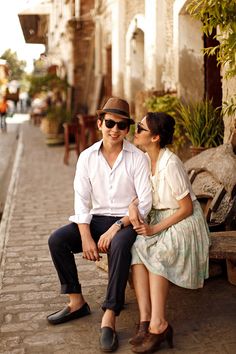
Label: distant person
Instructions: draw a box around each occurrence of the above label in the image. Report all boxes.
[19,92,29,113]
[0,96,8,132]
[128,112,210,354]
[47,97,152,352]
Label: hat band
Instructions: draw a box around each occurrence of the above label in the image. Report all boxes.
[103,108,130,118]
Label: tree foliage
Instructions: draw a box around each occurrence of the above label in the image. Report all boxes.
[187,0,236,78]
[0,49,26,80]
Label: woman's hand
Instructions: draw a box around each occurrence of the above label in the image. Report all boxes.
[129,199,144,228]
[133,223,155,236]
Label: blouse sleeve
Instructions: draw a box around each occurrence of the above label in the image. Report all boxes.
[165,159,191,201]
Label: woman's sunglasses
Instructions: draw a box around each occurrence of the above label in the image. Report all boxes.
[136,122,149,134]
[104,119,129,130]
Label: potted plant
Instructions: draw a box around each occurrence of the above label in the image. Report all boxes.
[41,105,72,145]
[176,99,224,156]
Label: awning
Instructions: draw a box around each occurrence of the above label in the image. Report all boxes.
[18,2,51,44]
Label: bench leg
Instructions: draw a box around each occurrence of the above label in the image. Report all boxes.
[226,258,236,285]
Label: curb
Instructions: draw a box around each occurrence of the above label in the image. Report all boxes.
[0,127,23,289]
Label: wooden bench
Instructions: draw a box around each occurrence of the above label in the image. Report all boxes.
[188,168,236,284]
[209,231,236,285]
[96,170,236,286]
[96,231,236,288]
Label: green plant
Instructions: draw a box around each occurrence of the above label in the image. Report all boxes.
[28,73,68,98]
[177,100,224,148]
[145,94,186,151]
[222,94,236,117]
[187,0,236,78]
[46,105,72,125]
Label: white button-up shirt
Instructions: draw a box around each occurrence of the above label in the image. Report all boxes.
[69,139,152,224]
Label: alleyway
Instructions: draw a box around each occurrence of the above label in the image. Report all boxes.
[0,120,236,354]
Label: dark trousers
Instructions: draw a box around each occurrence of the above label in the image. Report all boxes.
[48,215,137,315]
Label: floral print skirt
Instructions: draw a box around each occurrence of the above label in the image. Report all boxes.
[131,201,210,289]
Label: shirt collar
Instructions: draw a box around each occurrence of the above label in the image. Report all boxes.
[93,138,134,154]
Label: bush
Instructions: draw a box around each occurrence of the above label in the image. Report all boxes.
[177,100,224,148]
[145,94,186,152]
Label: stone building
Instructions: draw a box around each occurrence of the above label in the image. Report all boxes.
[18,0,95,116]
[18,0,235,143]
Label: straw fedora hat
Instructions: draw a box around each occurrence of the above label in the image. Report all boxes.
[96,97,135,124]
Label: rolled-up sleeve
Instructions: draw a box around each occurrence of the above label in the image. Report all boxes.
[69,152,92,224]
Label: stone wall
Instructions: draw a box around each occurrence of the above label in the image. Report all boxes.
[162,0,176,92]
[73,0,95,113]
[222,75,236,144]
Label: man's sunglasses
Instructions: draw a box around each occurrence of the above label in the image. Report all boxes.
[104,119,129,130]
[136,122,149,134]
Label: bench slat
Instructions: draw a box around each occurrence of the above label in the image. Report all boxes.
[209,231,236,259]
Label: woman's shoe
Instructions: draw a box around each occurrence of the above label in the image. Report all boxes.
[129,321,150,345]
[131,324,173,354]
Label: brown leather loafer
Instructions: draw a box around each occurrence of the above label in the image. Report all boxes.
[47,303,91,325]
[99,326,118,352]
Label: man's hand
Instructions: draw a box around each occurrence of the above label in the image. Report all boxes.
[98,225,118,253]
[82,236,100,261]
[78,223,100,261]
[133,223,155,236]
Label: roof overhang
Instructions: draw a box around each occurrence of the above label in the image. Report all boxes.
[18,3,51,44]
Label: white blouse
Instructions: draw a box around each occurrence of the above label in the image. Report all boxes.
[148,148,196,210]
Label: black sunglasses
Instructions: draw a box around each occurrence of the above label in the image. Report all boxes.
[136,122,149,134]
[104,119,129,130]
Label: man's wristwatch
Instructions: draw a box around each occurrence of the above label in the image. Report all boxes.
[114,220,124,229]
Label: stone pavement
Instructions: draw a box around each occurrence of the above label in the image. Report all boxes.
[0,121,19,217]
[0,120,236,354]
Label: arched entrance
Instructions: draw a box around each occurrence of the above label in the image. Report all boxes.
[125,15,145,111]
[130,28,144,103]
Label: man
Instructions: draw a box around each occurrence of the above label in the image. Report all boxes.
[47,97,152,352]
[0,96,8,132]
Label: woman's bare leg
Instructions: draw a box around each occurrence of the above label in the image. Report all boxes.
[149,273,169,333]
[132,264,151,321]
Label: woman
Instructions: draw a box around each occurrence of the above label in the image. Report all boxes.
[128,112,210,354]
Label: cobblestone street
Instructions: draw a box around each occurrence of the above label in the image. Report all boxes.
[0,121,236,354]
